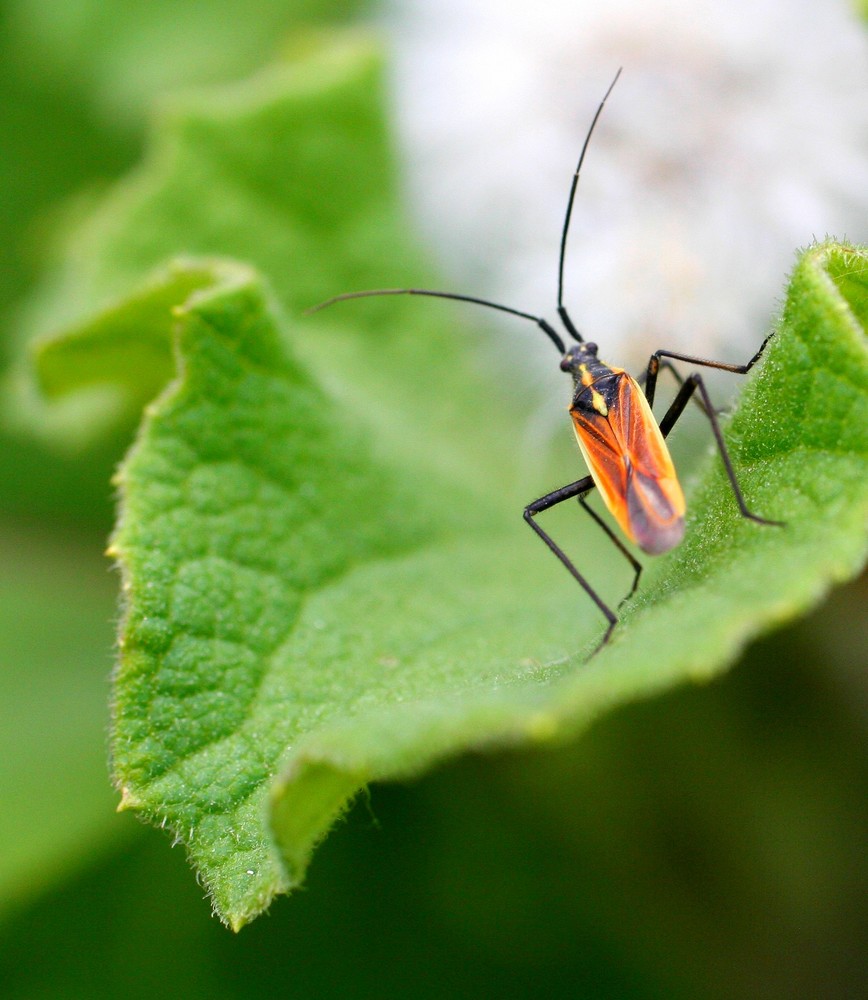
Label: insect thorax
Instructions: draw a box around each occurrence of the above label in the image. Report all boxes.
[561,345,623,419]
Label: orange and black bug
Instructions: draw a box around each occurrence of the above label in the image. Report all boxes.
[311,69,782,654]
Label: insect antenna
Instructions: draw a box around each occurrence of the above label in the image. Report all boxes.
[307,287,567,355]
[556,67,622,343]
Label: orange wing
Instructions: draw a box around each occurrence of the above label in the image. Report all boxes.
[570,372,685,555]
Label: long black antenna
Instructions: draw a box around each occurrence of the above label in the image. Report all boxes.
[308,287,567,354]
[556,68,622,342]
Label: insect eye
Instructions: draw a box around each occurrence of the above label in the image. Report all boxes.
[560,357,572,372]
[585,342,598,354]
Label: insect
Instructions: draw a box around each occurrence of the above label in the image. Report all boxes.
[310,69,782,654]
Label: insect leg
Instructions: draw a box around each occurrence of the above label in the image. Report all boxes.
[636,360,717,417]
[524,476,618,653]
[577,493,642,605]
[653,371,784,527]
[642,333,774,408]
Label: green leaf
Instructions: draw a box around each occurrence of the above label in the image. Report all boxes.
[55,241,868,930]
[106,263,568,927]
[19,35,867,928]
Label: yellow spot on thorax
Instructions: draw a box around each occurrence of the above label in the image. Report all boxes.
[591,390,608,416]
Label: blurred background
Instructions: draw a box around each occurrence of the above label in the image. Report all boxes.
[0,1,865,997]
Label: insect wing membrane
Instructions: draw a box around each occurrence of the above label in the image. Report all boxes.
[570,372,685,555]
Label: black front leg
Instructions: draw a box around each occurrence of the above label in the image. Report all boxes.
[524,476,619,655]
[643,334,774,409]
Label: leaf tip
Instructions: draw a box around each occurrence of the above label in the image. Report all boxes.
[116,786,142,812]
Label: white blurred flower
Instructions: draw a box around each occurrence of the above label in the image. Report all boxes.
[384,0,868,371]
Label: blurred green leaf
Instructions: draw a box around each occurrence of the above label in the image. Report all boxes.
[3,0,369,129]
[11,35,505,487]
[18,33,868,927]
[0,526,123,919]
[0,3,368,532]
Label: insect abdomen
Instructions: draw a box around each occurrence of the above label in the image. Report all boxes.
[570,371,685,555]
